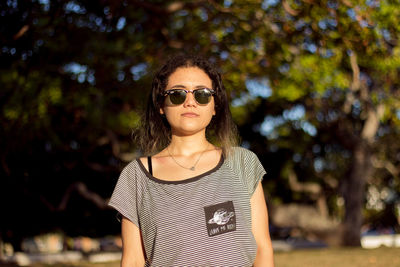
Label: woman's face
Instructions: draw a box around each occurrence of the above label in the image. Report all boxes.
[160,67,216,136]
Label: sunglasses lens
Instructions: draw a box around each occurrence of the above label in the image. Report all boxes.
[194,89,212,104]
[168,90,187,105]
[165,89,213,105]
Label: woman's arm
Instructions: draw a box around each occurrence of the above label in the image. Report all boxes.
[121,216,146,267]
[251,181,275,267]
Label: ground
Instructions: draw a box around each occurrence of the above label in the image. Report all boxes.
[26,247,400,267]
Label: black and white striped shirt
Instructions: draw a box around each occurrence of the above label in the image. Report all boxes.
[109,147,266,266]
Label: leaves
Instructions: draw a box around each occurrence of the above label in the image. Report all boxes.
[1,0,400,242]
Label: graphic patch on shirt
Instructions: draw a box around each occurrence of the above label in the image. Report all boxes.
[204,201,236,237]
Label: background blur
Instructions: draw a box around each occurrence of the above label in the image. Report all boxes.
[1,0,400,256]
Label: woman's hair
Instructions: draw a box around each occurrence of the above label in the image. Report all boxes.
[135,54,239,156]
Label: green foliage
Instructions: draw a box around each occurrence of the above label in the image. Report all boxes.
[1,0,399,243]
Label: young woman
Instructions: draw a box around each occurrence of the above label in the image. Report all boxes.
[109,54,274,266]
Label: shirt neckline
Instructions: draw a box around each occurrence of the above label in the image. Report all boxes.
[136,154,224,185]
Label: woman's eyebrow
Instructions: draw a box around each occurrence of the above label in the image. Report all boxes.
[169,84,210,89]
[169,84,186,89]
[194,85,210,89]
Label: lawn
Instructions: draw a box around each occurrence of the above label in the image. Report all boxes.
[274,247,400,267]
[30,247,400,267]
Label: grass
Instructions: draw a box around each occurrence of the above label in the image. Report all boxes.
[274,247,400,267]
[30,247,400,267]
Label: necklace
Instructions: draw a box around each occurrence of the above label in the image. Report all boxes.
[167,143,209,171]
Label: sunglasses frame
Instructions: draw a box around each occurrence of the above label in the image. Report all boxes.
[163,88,215,105]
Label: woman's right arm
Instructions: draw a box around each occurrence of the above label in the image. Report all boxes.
[121,216,146,267]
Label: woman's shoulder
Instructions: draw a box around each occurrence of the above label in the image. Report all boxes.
[119,157,143,175]
[226,146,264,169]
[228,146,258,158]
[115,158,153,188]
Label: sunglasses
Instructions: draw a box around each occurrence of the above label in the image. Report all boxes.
[163,88,215,105]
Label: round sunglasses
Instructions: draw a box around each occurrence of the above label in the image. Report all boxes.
[163,88,215,105]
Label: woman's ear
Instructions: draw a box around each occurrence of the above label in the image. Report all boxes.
[160,107,164,115]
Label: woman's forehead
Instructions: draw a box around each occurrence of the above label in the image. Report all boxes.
[167,67,212,88]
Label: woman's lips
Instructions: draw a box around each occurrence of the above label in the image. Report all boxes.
[181,112,199,117]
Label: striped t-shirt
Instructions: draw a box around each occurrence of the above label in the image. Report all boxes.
[109,146,266,266]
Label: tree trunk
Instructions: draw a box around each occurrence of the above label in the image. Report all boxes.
[342,142,373,246]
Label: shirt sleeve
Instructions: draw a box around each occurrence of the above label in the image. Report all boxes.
[239,148,267,196]
[108,161,139,227]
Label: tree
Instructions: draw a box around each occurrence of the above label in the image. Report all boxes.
[227,0,400,245]
[1,0,399,248]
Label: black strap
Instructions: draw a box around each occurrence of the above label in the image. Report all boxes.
[147,156,153,175]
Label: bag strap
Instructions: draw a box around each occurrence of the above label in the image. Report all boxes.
[147,156,153,175]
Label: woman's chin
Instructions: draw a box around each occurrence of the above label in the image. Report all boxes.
[172,127,206,137]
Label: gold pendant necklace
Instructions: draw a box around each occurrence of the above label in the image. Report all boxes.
[167,143,209,171]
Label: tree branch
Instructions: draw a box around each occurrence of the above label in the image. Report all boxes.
[59,182,109,210]
[343,50,360,114]
[361,104,384,144]
[39,182,110,212]
[288,169,321,196]
[130,0,206,14]
[340,0,353,8]
[349,51,360,92]
[282,0,300,16]
[1,154,11,176]
[13,25,29,40]
[371,156,400,178]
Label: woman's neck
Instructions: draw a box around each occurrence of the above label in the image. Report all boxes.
[168,133,210,156]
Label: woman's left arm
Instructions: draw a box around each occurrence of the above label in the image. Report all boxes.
[251,181,275,267]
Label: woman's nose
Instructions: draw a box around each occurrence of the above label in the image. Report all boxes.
[183,91,197,107]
